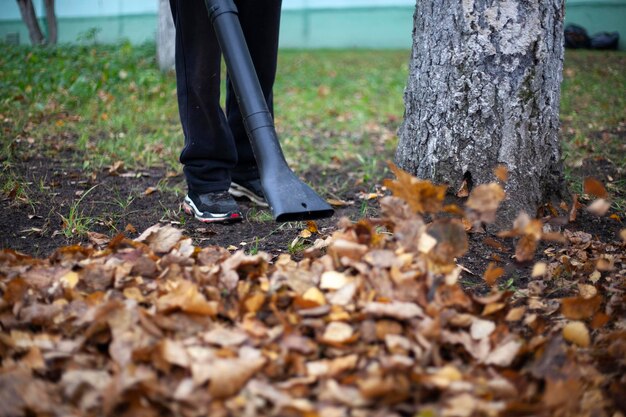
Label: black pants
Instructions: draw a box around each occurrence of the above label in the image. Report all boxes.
[169,0,282,193]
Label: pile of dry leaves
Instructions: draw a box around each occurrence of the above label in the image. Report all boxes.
[1,166,624,417]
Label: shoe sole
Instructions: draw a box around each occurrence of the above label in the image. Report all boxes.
[229,182,269,207]
[183,198,242,224]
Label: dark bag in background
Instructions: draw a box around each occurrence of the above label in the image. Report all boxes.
[565,24,591,49]
[590,32,620,50]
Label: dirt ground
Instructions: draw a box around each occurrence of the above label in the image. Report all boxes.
[1,145,624,293]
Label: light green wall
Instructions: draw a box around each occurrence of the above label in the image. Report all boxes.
[1,3,624,50]
[565,1,626,50]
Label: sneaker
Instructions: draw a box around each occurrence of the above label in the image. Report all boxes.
[183,191,242,223]
[229,179,269,207]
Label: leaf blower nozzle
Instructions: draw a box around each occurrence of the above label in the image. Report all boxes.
[204,0,334,222]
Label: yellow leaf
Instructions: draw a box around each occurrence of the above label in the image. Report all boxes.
[531,262,547,277]
[60,271,80,289]
[562,321,590,347]
[302,286,326,306]
[123,287,144,302]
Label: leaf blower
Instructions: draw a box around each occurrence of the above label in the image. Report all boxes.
[204,0,334,222]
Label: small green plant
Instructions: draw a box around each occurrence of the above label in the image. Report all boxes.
[288,236,308,255]
[59,185,99,238]
[499,276,517,293]
[246,207,273,222]
[246,237,260,255]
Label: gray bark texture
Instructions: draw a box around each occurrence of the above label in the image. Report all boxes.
[43,0,57,45]
[16,0,45,45]
[396,0,567,226]
[157,0,176,72]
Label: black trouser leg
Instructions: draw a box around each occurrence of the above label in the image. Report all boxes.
[169,0,282,192]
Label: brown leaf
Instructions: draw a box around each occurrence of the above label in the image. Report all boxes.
[484,338,522,366]
[494,165,509,182]
[203,327,249,347]
[156,280,218,316]
[560,295,602,320]
[322,321,355,344]
[515,234,538,262]
[466,183,505,223]
[384,163,447,214]
[363,301,424,320]
[87,231,110,246]
[483,263,504,286]
[583,177,608,199]
[568,194,582,222]
[456,179,470,198]
[136,224,183,253]
[426,219,468,267]
[587,198,611,216]
[207,347,266,399]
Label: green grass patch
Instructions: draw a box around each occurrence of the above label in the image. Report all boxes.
[560,50,626,170]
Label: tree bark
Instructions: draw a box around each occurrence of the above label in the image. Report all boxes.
[43,0,57,45]
[157,0,176,72]
[16,0,45,45]
[396,0,567,226]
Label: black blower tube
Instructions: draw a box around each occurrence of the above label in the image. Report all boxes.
[204,0,334,222]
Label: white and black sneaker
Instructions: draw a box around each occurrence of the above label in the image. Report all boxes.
[183,191,242,223]
[229,179,269,207]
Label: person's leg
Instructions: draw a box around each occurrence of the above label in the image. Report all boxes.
[170,0,237,193]
[227,0,282,182]
[170,0,242,222]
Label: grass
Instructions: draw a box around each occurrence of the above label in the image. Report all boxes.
[59,184,99,237]
[1,43,624,206]
[560,50,626,171]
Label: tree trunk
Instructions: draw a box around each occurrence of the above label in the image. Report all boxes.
[16,0,45,45]
[157,0,176,72]
[396,0,567,226]
[43,0,57,45]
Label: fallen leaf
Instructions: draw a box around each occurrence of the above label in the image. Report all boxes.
[322,321,354,344]
[583,177,608,199]
[302,286,327,306]
[207,349,266,399]
[156,280,218,316]
[560,295,602,320]
[144,186,158,196]
[484,338,522,366]
[562,321,590,347]
[531,262,547,277]
[136,224,183,253]
[587,198,611,216]
[320,271,351,290]
[363,301,424,320]
[456,179,470,198]
[87,231,110,246]
[327,198,353,207]
[470,318,496,340]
